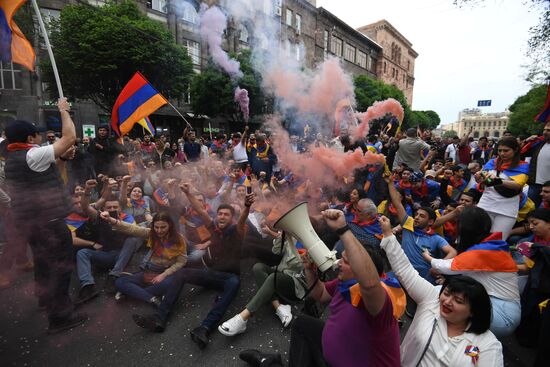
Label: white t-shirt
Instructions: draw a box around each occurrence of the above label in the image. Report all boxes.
[536,143,550,184]
[232,142,248,163]
[27,145,55,172]
[445,144,458,162]
[478,170,519,218]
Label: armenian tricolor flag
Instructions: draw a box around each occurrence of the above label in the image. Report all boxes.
[483,158,529,186]
[111,72,167,137]
[65,212,88,232]
[535,82,550,123]
[451,232,517,272]
[137,116,155,136]
[0,0,35,71]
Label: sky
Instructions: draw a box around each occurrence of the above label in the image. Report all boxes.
[316,0,541,125]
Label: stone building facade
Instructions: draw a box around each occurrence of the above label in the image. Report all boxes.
[1,0,382,138]
[357,19,418,106]
[457,108,509,139]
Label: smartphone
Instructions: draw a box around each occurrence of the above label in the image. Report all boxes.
[246,186,252,195]
[108,211,118,219]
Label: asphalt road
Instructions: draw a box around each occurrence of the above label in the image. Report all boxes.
[0,251,537,367]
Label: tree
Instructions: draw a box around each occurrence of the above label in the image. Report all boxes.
[353,75,413,129]
[409,110,441,130]
[190,49,265,128]
[443,130,458,138]
[41,1,193,111]
[453,0,549,82]
[507,83,548,136]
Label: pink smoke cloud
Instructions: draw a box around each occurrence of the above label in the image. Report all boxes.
[263,57,355,130]
[354,98,404,139]
[266,116,385,193]
[234,87,250,122]
[200,6,242,77]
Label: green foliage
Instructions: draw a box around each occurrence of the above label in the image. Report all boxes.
[443,130,458,138]
[354,75,413,129]
[190,49,265,128]
[41,0,193,111]
[508,84,548,136]
[409,110,441,130]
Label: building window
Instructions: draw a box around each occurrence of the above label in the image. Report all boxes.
[367,55,372,71]
[147,0,167,13]
[238,24,249,43]
[331,36,343,57]
[295,44,301,61]
[0,62,22,90]
[286,9,292,26]
[357,51,367,68]
[183,39,201,66]
[181,1,198,24]
[344,44,356,63]
[383,62,387,74]
[296,14,301,34]
[407,60,410,71]
[494,131,500,138]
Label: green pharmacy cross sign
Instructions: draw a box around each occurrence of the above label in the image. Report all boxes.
[82,124,96,138]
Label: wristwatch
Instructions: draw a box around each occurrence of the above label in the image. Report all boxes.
[335,225,350,236]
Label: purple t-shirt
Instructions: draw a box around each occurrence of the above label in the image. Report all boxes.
[322,279,401,367]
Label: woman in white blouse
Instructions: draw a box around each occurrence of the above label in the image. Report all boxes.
[379,216,503,367]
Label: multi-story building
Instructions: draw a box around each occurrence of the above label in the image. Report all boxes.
[457,108,509,139]
[357,19,418,106]
[0,0,385,138]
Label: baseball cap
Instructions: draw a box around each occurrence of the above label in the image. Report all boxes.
[409,171,425,183]
[5,120,47,143]
[425,170,437,179]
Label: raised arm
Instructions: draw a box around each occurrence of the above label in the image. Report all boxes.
[118,175,131,204]
[432,204,464,228]
[379,216,439,304]
[180,183,212,227]
[52,98,76,158]
[237,193,255,236]
[385,175,407,223]
[323,209,387,316]
[98,210,150,238]
[82,179,99,219]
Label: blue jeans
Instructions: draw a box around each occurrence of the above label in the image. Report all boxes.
[490,296,521,337]
[173,267,240,331]
[115,272,183,321]
[76,236,142,287]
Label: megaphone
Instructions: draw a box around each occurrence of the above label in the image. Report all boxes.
[274,202,337,272]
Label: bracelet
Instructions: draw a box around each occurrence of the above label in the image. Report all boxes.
[335,225,350,236]
[91,242,96,248]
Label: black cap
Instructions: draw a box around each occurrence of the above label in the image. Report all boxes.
[5,120,47,143]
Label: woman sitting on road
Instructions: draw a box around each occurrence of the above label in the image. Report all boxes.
[217,219,307,336]
[379,215,503,366]
[99,211,187,331]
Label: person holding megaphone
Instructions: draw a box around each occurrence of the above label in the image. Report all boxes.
[239,209,401,367]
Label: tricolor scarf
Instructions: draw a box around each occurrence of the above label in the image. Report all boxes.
[338,274,406,319]
[129,198,148,210]
[255,143,270,159]
[412,181,428,198]
[483,159,529,185]
[119,212,135,224]
[351,215,383,239]
[148,234,186,260]
[540,201,550,210]
[65,212,89,231]
[7,143,37,152]
[450,176,466,190]
[153,188,169,206]
[451,232,517,272]
[520,136,545,155]
[474,146,493,161]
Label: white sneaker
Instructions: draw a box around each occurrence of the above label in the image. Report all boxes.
[218,314,247,336]
[276,304,293,327]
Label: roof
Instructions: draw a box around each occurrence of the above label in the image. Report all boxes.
[317,7,382,50]
[357,19,418,58]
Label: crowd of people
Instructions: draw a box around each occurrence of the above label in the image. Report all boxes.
[0,97,550,366]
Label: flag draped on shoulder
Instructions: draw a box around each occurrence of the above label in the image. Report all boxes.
[0,0,35,71]
[111,72,166,136]
[483,158,529,186]
[535,81,550,123]
[451,233,517,272]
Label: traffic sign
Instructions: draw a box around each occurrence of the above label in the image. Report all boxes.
[477,100,492,107]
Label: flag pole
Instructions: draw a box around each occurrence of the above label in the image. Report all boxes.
[165,100,193,130]
[31,0,63,98]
